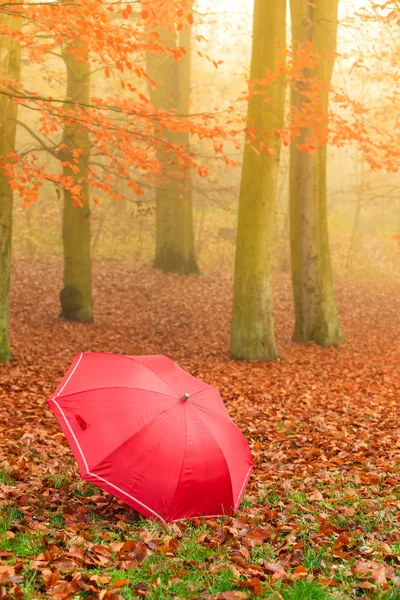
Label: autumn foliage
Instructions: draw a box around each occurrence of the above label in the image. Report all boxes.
[0,0,239,209]
[0,0,398,211]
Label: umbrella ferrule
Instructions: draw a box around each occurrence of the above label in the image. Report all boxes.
[182,393,190,402]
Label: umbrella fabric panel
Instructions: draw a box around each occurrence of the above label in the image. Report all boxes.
[48,397,90,477]
[168,405,234,521]
[92,404,188,521]
[187,387,235,422]
[170,361,215,396]
[53,353,178,399]
[130,355,187,397]
[187,403,254,509]
[48,388,179,474]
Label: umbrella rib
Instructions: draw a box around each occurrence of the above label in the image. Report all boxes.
[186,404,235,510]
[55,386,178,401]
[168,404,188,517]
[234,465,254,510]
[51,397,89,472]
[88,472,167,523]
[189,405,254,510]
[126,356,180,397]
[187,399,233,421]
[56,352,84,397]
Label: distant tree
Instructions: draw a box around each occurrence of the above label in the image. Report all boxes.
[60,43,93,323]
[0,9,21,360]
[289,0,344,346]
[146,2,199,274]
[231,0,286,360]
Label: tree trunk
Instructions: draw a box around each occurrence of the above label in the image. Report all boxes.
[289,0,344,346]
[60,46,93,322]
[0,13,21,361]
[230,0,286,361]
[146,14,199,274]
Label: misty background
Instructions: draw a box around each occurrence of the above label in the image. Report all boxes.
[12,0,399,280]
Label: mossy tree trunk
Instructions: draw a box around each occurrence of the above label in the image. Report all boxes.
[289,0,344,346]
[60,45,93,322]
[146,15,199,275]
[230,0,286,361]
[0,13,21,361]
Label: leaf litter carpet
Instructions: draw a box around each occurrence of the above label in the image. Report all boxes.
[0,257,400,598]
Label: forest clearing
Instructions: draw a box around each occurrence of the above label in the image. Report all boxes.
[0,260,399,598]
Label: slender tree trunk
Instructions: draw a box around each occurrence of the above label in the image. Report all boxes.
[176,21,198,274]
[0,13,21,361]
[146,13,199,274]
[289,0,344,345]
[231,0,286,361]
[60,46,93,322]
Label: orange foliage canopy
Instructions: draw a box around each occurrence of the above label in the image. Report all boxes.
[0,0,398,209]
[0,0,241,208]
[239,1,400,175]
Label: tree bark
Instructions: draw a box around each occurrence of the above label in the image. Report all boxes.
[0,13,21,361]
[230,0,286,360]
[60,45,93,322]
[146,14,199,274]
[289,0,344,346]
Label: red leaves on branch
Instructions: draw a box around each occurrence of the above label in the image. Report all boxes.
[0,0,240,208]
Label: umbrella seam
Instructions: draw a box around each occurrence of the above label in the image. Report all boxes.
[127,355,180,397]
[188,398,234,422]
[168,404,187,518]
[186,403,235,511]
[234,465,254,510]
[55,352,83,398]
[50,398,166,524]
[50,397,89,473]
[188,402,254,508]
[87,473,166,524]
[54,386,178,402]
[170,466,254,522]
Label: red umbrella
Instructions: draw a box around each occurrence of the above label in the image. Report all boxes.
[47,352,253,523]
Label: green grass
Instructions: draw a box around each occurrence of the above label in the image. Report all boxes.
[260,488,281,507]
[72,482,99,497]
[304,548,328,572]
[239,496,254,508]
[0,531,45,557]
[251,544,276,563]
[177,536,216,562]
[283,581,330,600]
[0,477,398,598]
[0,503,24,533]
[45,472,71,489]
[84,533,239,600]
[0,468,14,485]
[381,588,400,600]
[49,513,65,527]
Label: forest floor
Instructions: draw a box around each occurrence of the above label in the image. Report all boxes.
[1,257,400,600]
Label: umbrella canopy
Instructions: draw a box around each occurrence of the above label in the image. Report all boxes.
[47,352,253,523]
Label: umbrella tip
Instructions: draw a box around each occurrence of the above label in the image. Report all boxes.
[182,393,190,402]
